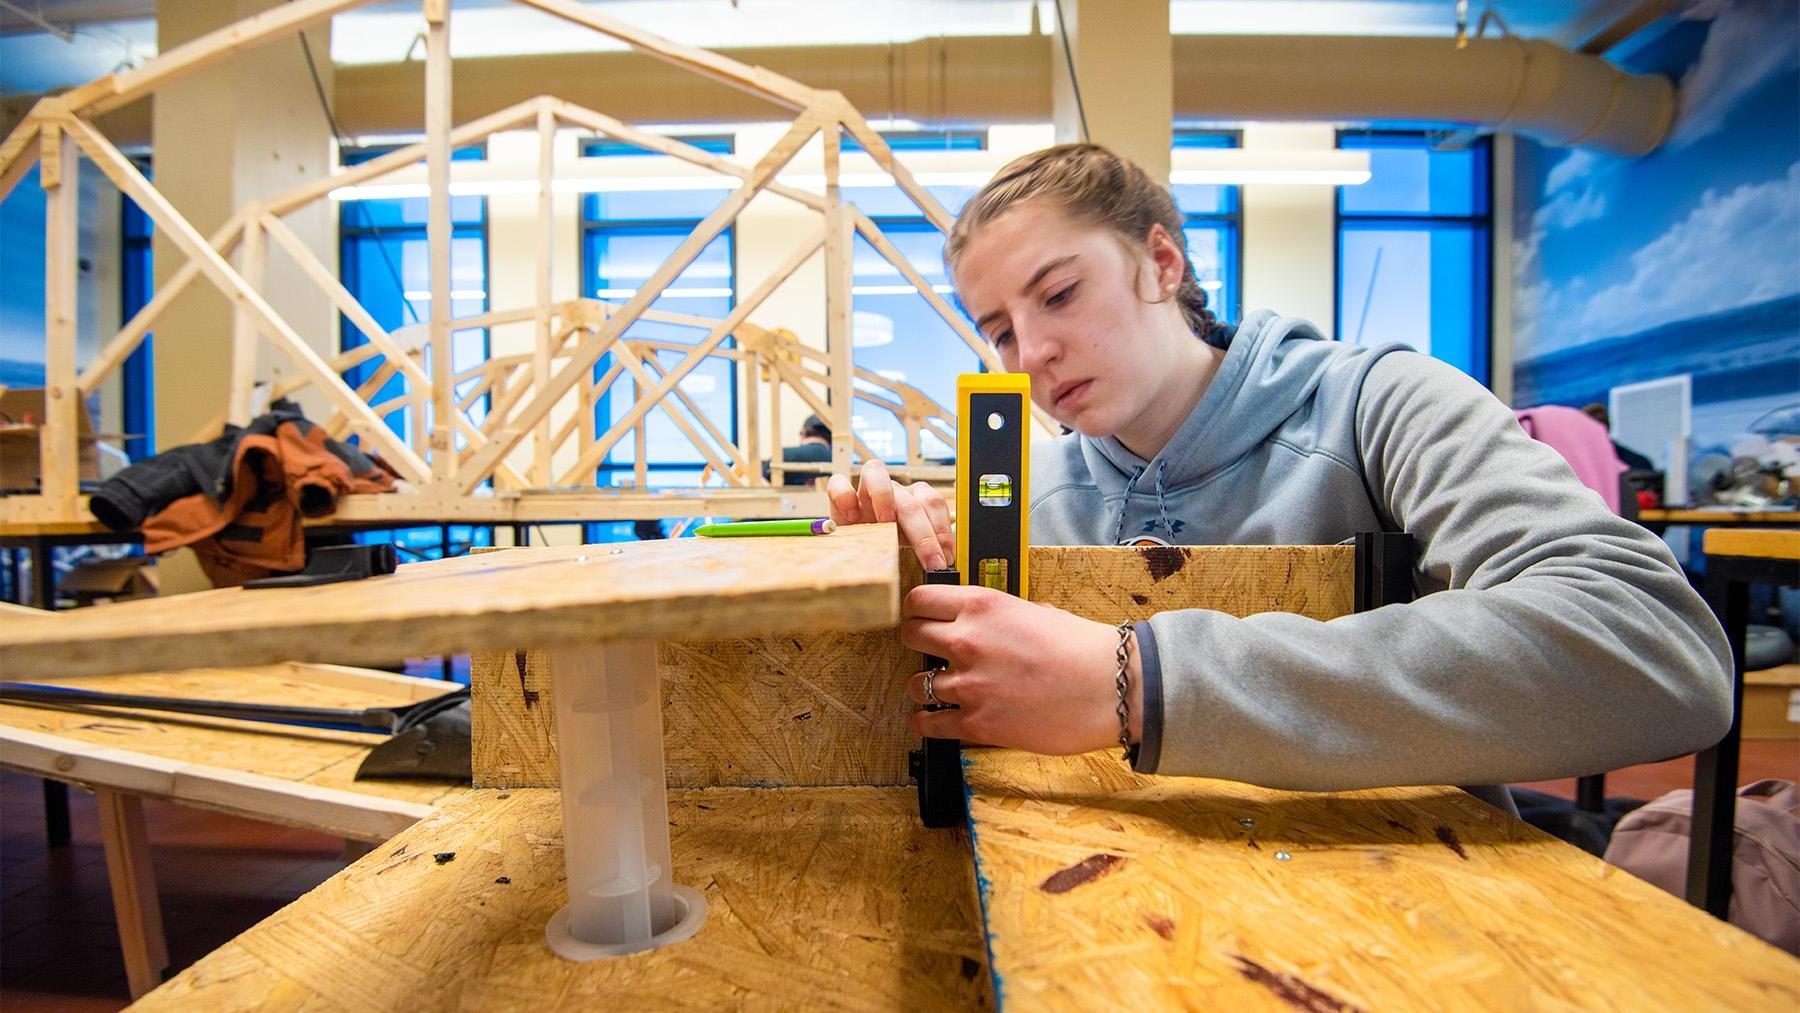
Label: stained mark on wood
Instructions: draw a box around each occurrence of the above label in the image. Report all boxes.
[513,651,539,709]
[433,852,456,864]
[1144,913,1176,940]
[391,845,406,857]
[1247,838,1261,850]
[792,710,812,721]
[1140,546,1187,582]
[1385,819,1411,833]
[960,956,981,979]
[1039,853,1124,894]
[1434,825,1468,860]
[1232,955,1364,1013]
[1130,593,1150,606]
[494,876,510,885]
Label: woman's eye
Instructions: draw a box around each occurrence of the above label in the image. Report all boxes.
[1046,284,1076,307]
[992,329,1014,348]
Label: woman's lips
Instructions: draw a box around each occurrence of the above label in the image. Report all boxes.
[1053,379,1092,410]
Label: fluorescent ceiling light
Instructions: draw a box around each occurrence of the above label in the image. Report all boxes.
[403,289,487,301]
[852,284,955,296]
[593,287,734,300]
[1171,147,1370,186]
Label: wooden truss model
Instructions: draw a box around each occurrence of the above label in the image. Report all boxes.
[0,0,1052,528]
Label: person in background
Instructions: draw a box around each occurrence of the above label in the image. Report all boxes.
[1581,402,1657,473]
[765,415,833,487]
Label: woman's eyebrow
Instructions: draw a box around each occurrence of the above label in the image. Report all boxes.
[974,254,1080,332]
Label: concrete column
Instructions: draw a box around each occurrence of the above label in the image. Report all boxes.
[151,0,336,589]
[1050,0,1172,183]
[152,0,336,443]
[1240,124,1337,331]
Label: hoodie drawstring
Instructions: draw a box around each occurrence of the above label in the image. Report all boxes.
[1111,465,1146,546]
[1154,459,1174,541]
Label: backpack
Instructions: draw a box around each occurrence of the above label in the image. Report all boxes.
[1603,779,1800,955]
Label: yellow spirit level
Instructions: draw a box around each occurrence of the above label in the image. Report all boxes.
[955,372,1030,599]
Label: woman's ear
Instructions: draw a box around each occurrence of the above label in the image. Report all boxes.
[1143,223,1185,295]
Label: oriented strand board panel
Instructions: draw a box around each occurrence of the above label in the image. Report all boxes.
[963,749,1800,1010]
[473,545,1354,788]
[134,787,992,1011]
[0,523,900,678]
[0,665,467,840]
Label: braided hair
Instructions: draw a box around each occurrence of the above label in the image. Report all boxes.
[944,143,1228,346]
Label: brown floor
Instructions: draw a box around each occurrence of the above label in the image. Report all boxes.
[2,742,1796,1010]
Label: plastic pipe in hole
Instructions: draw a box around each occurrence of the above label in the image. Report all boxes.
[544,641,706,959]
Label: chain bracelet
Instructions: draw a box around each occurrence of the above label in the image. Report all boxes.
[1113,620,1136,764]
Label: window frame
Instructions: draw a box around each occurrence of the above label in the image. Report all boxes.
[1172,129,1245,326]
[1332,129,1493,385]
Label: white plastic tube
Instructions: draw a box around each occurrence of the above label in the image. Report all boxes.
[544,640,706,959]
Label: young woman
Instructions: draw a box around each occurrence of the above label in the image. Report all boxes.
[825,144,1730,812]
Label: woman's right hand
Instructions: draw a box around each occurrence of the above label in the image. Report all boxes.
[824,460,954,571]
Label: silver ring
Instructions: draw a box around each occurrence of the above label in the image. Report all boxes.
[922,669,944,708]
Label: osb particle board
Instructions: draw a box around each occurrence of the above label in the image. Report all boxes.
[0,666,467,839]
[473,545,1356,788]
[133,786,992,1011]
[0,523,901,678]
[962,749,1799,1011]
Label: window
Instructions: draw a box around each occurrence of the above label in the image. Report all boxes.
[580,134,738,493]
[1171,131,1243,325]
[338,143,493,560]
[338,143,491,445]
[120,159,155,460]
[844,131,991,463]
[1335,131,1492,384]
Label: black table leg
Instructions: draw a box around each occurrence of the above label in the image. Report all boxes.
[29,536,53,609]
[43,780,71,848]
[1686,574,1746,918]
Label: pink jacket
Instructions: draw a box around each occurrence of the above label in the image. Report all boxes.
[1515,406,1627,514]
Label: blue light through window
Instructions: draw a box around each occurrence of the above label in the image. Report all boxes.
[1172,131,1243,326]
[1336,131,1492,384]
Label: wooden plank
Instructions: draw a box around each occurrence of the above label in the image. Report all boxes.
[620,343,745,478]
[469,116,822,492]
[62,117,431,483]
[0,523,900,678]
[95,789,169,998]
[1639,509,1800,524]
[131,787,990,1010]
[474,546,1353,789]
[71,0,371,117]
[553,223,825,486]
[320,487,828,524]
[962,748,1797,1009]
[839,107,955,232]
[0,666,464,825]
[1704,528,1800,561]
[78,215,246,396]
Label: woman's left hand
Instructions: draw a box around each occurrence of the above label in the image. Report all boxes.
[900,583,1143,754]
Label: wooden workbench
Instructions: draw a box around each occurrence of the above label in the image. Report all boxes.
[0,660,467,998]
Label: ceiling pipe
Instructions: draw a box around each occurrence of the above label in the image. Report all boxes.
[5,31,1674,156]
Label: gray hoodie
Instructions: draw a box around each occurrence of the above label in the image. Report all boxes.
[1031,310,1732,811]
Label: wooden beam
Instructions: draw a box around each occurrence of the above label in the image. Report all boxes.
[621,343,745,479]
[514,0,820,110]
[38,121,78,506]
[550,97,824,211]
[743,349,763,485]
[78,214,246,396]
[838,104,955,232]
[425,0,454,482]
[228,209,265,425]
[94,789,169,999]
[265,98,543,219]
[467,116,822,493]
[67,0,371,117]
[533,101,555,486]
[772,358,882,464]
[553,223,824,486]
[822,121,855,476]
[63,116,430,482]
[0,124,38,204]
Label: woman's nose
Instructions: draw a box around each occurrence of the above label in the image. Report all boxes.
[1014,324,1059,374]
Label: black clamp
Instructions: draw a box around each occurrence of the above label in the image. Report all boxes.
[245,543,399,589]
[910,567,968,828]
